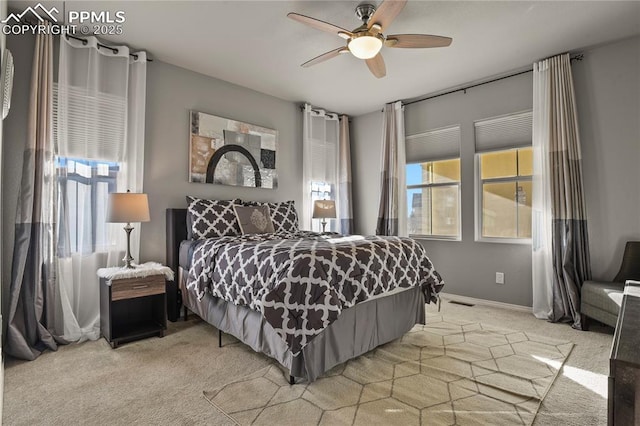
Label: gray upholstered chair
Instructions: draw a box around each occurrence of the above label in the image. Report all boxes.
[581,241,640,330]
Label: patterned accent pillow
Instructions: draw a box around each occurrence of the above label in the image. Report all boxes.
[233,204,275,234]
[242,200,299,233]
[186,196,242,240]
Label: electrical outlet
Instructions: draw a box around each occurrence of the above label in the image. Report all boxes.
[496,272,505,284]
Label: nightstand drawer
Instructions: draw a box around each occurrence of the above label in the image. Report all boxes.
[112,275,165,301]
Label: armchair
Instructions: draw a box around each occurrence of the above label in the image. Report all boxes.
[581,241,640,330]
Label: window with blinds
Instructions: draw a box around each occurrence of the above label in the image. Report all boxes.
[474,111,533,242]
[53,83,125,254]
[306,110,339,232]
[53,83,127,162]
[406,125,461,239]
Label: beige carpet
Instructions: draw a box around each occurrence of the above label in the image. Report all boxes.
[3,301,613,425]
[203,314,573,425]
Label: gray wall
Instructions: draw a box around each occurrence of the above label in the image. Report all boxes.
[574,36,640,280]
[141,61,302,262]
[352,73,534,307]
[351,109,384,236]
[1,0,7,362]
[2,33,35,320]
[0,0,7,326]
[352,36,640,307]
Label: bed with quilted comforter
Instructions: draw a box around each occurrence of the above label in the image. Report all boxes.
[167,199,443,383]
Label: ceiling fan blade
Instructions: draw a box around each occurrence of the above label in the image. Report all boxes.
[367,0,407,31]
[301,47,349,68]
[366,53,386,78]
[288,13,353,39]
[385,34,453,48]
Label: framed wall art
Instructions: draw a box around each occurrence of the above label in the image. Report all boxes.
[189,110,278,189]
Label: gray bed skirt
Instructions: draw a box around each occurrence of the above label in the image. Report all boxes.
[179,268,426,382]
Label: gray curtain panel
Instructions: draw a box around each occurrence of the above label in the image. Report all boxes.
[337,115,353,234]
[546,54,592,329]
[376,101,406,236]
[5,27,62,360]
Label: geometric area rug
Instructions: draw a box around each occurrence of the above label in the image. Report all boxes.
[203,315,574,426]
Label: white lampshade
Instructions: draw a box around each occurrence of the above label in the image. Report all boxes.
[312,200,336,219]
[107,192,150,223]
[348,35,383,59]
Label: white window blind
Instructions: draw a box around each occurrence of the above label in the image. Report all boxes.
[474,111,532,152]
[406,125,460,163]
[53,83,127,162]
[308,111,339,183]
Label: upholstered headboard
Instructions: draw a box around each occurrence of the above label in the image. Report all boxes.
[165,208,188,276]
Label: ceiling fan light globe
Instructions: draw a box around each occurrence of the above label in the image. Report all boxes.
[348,35,383,59]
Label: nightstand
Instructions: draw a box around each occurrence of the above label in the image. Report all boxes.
[99,273,167,348]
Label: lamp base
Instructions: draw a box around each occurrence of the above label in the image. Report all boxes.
[123,223,136,269]
[321,220,327,233]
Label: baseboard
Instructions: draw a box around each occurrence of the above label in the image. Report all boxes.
[440,292,532,313]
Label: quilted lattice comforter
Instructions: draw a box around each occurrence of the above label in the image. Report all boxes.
[186,231,444,355]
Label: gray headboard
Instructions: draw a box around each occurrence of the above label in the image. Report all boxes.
[165,208,187,276]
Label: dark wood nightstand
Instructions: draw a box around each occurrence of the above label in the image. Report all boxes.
[100,273,167,348]
[609,281,640,425]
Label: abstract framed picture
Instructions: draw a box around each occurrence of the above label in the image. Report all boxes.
[189,110,278,189]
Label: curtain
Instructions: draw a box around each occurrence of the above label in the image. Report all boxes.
[337,115,353,234]
[55,36,147,342]
[302,104,349,233]
[5,25,59,360]
[376,101,407,237]
[532,53,591,329]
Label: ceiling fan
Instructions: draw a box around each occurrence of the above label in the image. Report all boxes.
[287,0,453,78]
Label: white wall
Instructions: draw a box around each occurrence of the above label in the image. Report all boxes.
[141,61,302,262]
[351,36,640,306]
[574,36,640,280]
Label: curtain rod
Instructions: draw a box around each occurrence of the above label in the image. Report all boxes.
[18,17,152,62]
[299,104,348,118]
[64,34,152,62]
[400,54,584,108]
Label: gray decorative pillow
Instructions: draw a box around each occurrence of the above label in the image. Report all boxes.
[233,204,275,234]
[187,196,242,240]
[242,200,299,233]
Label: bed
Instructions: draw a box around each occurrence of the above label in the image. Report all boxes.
[166,200,444,383]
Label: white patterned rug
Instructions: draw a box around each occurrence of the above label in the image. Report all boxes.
[204,315,573,426]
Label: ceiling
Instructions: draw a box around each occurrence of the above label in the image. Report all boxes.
[9,1,640,116]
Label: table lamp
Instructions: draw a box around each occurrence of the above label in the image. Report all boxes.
[107,190,150,268]
[312,200,336,233]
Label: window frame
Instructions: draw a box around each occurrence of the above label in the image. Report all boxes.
[406,156,462,241]
[474,146,532,245]
[56,157,120,255]
[309,180,336,233]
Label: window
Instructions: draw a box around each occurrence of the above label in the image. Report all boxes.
[405,125,461,239]
[475,111,532,242]
[407,158,461,238]
[56,157,119,255]
[478,148,532,240]
[52,82,127,255]
[310,181,333,232]
[303,106,340,232]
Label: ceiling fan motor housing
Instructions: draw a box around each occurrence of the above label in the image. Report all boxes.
[355,4,376,24]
